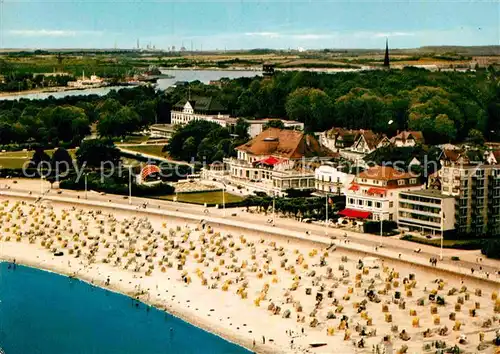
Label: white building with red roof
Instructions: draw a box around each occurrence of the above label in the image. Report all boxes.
[340,166,424,221]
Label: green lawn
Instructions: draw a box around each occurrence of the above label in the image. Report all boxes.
[157,191,245,205]
[0,149,77,170]
[0,157,30,169]
[123,145,168,158]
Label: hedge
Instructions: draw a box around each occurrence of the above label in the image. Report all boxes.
[60,175,174,197]
[481,239,500,259]
[400,235,485,250]
[363,220,398,235]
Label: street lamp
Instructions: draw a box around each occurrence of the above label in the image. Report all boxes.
[222,181,226,217]
[440,211,445,260]
[40,173,44,196]
[128,166,132,205]
[84,173,88,200]
[272,190,276,226]
[379,215,383,248]
[325,192,329,236]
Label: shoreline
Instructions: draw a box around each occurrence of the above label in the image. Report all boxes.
[1,194,499,354]
[0,258,256,354]
[0,85,126,98]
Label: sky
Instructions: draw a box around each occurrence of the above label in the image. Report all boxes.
[0,0,499,50]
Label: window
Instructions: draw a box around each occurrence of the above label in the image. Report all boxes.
[358,199,363,206]
[410,178,417,184]
[367,201,373,207]
[398,180,406,186]
[389,202,393,208]
[389,214,393,221]
[348,198,354,204]
[376,202,382,208]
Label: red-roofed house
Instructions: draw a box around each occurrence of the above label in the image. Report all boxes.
[210,128,334,195]
[341,166,424,221]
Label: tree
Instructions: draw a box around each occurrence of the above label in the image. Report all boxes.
[76,139,120,169]
[29,147,50,170]
[481,239,500,259]
[97,106,141,138]
[285,87,333,131]
[466,129,485,146]
[166,120,228,162]
[51,147,73,176]
[263,119,285,130]
[233,118,250,140]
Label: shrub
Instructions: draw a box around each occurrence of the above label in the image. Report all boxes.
[363,220,398,235]
[400,235,485,250]
[481,239,500,259]
[60,173,174,197]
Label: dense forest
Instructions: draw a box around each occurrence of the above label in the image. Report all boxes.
[168,67,500,144]
[0,67,499,149]
[0,86,170,148]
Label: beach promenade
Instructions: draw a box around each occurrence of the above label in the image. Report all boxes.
[2,178,499,280]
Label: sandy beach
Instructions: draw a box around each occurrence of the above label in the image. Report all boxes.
[0,196,499,354]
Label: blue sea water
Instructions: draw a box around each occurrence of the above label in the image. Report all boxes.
[0,263,251,354]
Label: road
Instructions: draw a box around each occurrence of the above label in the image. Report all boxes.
[117,146,194,167]
[1,178,499,283]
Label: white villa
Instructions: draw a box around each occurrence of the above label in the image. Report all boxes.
[171,99,304,138]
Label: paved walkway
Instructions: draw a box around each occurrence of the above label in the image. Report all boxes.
[1,179,499,285]
[117,147,193,167]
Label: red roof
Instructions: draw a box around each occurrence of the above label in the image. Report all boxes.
[141,165,161,180]
[367,187,387,196]
[254,156,282,166]
[348,184,359,191]
[338,209,372,219]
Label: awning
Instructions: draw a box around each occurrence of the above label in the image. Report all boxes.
[348,184,359,191]
[254,156,281,166]
[367,187,387,195]
[338,209,372,219]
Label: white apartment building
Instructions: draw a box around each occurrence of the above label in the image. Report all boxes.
[398,189,456,236]
[341,166,424,221]
[315,164,354,195]
[439,149,500,235]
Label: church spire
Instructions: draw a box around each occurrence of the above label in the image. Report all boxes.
[383,38,390,68]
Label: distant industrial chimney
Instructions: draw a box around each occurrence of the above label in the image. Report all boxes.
[383,38,390,68]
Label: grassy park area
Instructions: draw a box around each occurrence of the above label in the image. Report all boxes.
[0,149,77,170]
[123,145,168,158]
[158,191,245,205]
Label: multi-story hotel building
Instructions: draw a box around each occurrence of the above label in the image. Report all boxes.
[341,166,424,221]
[439,152,500,235]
